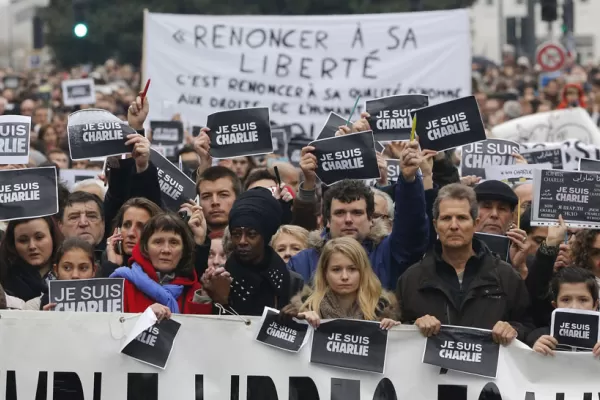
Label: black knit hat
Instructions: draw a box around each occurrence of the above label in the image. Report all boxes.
[228,187,282,244]
[474,180,519,210]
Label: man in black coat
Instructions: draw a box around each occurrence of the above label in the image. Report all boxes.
[397,183,532,344]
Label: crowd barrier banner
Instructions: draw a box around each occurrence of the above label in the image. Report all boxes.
[143,10,471,138]
[2,311,600,400]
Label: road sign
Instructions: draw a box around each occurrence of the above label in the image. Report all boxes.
[536,41,567,72]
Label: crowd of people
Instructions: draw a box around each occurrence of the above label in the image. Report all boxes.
[1,52,600,356]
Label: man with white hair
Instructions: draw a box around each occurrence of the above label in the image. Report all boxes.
[73,179,107,201]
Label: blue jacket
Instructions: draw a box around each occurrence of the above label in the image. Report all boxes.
[288,176,429,290]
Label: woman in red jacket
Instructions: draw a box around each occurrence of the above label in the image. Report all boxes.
[110,213,213,315]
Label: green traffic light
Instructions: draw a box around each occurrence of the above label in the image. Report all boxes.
[74,23,88,38]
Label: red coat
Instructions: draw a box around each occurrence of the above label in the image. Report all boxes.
[121,245,212,315]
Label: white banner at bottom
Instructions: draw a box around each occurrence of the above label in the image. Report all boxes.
[1,311,599,400]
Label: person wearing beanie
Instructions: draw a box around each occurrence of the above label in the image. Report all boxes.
[474,179,530,279]
[203,187,304,316]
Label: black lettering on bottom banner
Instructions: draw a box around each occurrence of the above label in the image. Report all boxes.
[438,385,467,400]
[478,382,502,400]
[247,376,278,400]
[5,371,47,400]
[331,378,360,400]
[372,378,397,400]
[289,377,320,400]
[127,373,158,400]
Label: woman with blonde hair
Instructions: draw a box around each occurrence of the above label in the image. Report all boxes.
[283,237,399,329]
[270,225,309,264]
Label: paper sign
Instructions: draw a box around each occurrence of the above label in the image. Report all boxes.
[150,121,184,145]
[149,149,197,211]
[310,319,388,374]
[521,148,565,170]
[287,136,312,167]
[0,115,31,164]
[316,112,348,140]
[62,78,96,107]
[485,163,552,185]
[0,166,58,221]
[207,107,273,159]
[415,96,486,152]
[460,139,520,179]
[422,325,499,378]
[386,159,401,182]
[59,169,99,190]
[551,308,600,351]
[366,94,429,141]
[474,232,510,262]
[271,127,289,157]
[49,278,124,312]
[310,131,380,185]
[255,307,310,352]
[579,158,600,173]
[531,169,600,228]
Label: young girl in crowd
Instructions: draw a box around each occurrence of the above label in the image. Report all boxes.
[0,217,62,303]
[271,225,309,264]
[110,213,213,315]
[530,267,600,356]
[208,231,227,269]
[24,237,97,310]
[283,237,399,329]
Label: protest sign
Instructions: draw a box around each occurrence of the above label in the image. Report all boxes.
[423,325,499,378]
[68,109,137,160]
[149,149,197,211]
[150,121,184,145]
[551,308,600,351]
[271,127,289,157]
[59,169,99,190]
[0,166,58,221]
[5,311,600,399]
[207,107,272,159]
[375,141,385,153]
[460,139,519,179]
[310,319,388,373]
[474,232,510,262]
[310,131,379,185]
[316,112,349,141]
[521,148,565,169]
[521,139,600,171]
[492,108,600,146]
[415,96,486,152]
[49,279,124,313]
[255,307,309,352]
[121,308,181,369]
[386,159,401,182]
[531,169,600,228]
[579,158,600,172]
[0,115,31,164]
[62,78,96,107]
[287,135,312,167]
[144,10,471,139]
[484,163,552,185]
[366,94,428,141]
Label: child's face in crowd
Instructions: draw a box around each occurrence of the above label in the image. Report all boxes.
[14,219,54,268]
[554,283,599,311]
[208,238,226,268]
[54,248,96,280]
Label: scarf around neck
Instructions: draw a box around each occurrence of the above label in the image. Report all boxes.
[319,291,364,320]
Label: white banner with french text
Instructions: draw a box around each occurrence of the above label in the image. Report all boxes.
[1,312,600,399]
[144,10,471,138]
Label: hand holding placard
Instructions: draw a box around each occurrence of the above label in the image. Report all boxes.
[193,127,212,174]
[400,141,422,182]
[299,146,318,190]
[126,134,151,173]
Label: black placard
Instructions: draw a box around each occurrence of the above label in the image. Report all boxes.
[415,96,486,152]
[423,325,499,378]
[255,308,309,352]
[366,95,429,141]
[375,141,385,153]
[551,309,600,351]
[68,112,137,160]
[474,232,510,262]
[522,148,565,170]
[150,121,184,145]
[579,158,600,173]
[386,159,401,182]
[271,127,289,157]
[460,139,519,179]
[149,149,197,211]
[206,107,273,159]
[287,135,312,167]
[310,131,380,186]
[192,126,202,138]
[62,78,96,107]
[49,278,124,312]
[0,115,31,164]
[532,169,600,228]
[0,166,58,221]
[317,112,348,140]
[121,319,181,369]
[310,319,388,373]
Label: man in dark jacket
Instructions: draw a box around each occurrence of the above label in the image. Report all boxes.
[397,183,532,344]
[288,140,429,290]
[202,187,304,316]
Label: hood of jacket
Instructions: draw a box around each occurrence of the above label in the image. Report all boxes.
[557,83,587,109]
[129,243,199,287]
[287,285,399,321]
[307,218,389,255]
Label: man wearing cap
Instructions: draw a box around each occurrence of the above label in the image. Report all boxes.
[202,187,304,316]
[474,180,530,278]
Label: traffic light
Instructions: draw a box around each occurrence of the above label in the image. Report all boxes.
[541,0,558,22]
[562,0,574,34]
[72,0,88,38]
